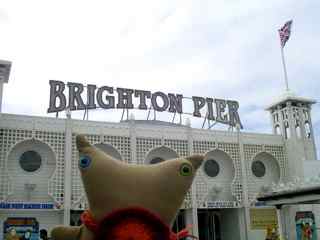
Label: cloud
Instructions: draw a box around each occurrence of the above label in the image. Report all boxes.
[1,0,320,159]
[0,8,9,22]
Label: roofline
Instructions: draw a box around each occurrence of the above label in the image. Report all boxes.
[265,96,316,111]
[257,186,320,202]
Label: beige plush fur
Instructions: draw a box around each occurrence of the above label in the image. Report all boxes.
[51,135,204,240]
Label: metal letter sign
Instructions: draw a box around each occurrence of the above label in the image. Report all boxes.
[47,80,243,129]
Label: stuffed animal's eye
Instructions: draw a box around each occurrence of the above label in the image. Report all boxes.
[79,156,91,169]
[180,163,193,176]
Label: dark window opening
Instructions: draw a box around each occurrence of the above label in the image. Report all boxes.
[252,160,266,178]
[198,210,221,240]
[19,151,42,172]
[172,210,185,233]
[204,159,220,177]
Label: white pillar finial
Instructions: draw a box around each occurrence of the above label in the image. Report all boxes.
[0,60,12,113]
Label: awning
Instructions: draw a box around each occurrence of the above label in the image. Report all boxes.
[257,186,320,206]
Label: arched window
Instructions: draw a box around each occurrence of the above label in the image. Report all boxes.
[275,125,281,135]
[305,122,311,138]
[295,124,301,138]
[282,109,288,120]
[284,122,290,139]
[303,110,309,120]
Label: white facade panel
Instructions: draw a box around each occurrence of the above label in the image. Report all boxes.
[0,111,318,239]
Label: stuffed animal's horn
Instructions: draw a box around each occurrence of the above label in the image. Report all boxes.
[186,154,204,169]
[76,135,91,151]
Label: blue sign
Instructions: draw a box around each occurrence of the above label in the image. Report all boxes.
[0,202,54,209]
[254,201,266,207]
[207,201,236,208]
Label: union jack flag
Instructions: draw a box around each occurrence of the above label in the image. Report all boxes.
[278,20,293,48]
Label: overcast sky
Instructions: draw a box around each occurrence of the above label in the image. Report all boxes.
[1,0,320,158]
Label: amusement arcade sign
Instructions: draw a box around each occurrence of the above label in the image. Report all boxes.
[47,80,243,128]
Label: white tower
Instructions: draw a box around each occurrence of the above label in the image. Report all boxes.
[0,60,12,113]
[266,91,317,181]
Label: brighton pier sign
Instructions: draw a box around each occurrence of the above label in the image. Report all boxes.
[48,80,243,128]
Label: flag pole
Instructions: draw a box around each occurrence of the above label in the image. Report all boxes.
[280,44,289,92]
[278,20,292,92]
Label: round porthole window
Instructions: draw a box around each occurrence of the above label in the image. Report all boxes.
[204,159,220,177]
[252,160,266,178]
[150,157,164,164]
[19,150,42,172]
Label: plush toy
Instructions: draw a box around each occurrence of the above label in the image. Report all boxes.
[5,228,20,240]
[51,135,204,240]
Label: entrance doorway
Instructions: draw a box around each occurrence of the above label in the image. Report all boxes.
[198,209,221,240]
[70,210,83,226]
[172,210,186,233]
